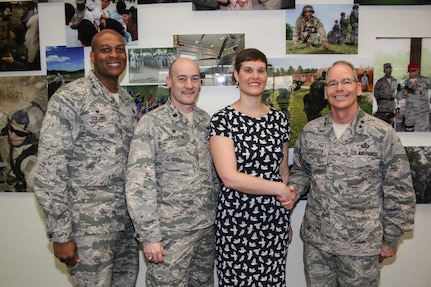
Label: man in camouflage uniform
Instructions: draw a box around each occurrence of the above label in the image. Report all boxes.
[0,102,43,192]
[288,61,415,287]
[373,63,398,125]
[126,58,219,287]
[396,62,431,132]
[350,4,359,45]
[292,5,329,49]
[339,12,348,45]
[34,30,139,286]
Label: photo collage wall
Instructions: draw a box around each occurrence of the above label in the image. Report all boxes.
[1,0,431,203]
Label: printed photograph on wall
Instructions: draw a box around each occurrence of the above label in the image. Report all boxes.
[265,56,373,147]
[121,84,170,119]
[405,146,431,204]
[355,0,431,5]
[0,0,41,71]
[0,75,48,192]
[64,0,138,48]
[373,37,431,132]
[285,4,359,55]
[128,47,177,84]
[174,33,244,86]
[192,0,295,10]
[46,45,85,99]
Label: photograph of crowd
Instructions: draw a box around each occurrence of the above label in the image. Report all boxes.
[64,0,138,47]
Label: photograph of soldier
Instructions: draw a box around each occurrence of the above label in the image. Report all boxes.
[0,75,48,193]
[349,4,359,45]
[373,63,398,126]
[64,0,139,47]
[46,45,85,99]
[290,5,329,50]
[396,62,431,132]
[265,56,373,146]
[0,0,41,71]
[0,102,44,192]
[405,146,431,204]
[374,37,431,132]
[355,0,431,5]
[286,4,359,54]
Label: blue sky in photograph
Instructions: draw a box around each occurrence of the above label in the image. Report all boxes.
[286,4,356,34]
[46,46,84,72]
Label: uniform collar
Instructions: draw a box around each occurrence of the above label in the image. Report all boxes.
[320,109,368,136]
[166,98,192,126]
[87,70,122,105]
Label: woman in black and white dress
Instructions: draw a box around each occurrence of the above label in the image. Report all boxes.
[209,48,295,287]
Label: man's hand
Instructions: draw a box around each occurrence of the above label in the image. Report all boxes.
[53,241,80,267]
[379,243,397,263]
[143,241,166,264]
[277,185,296,210]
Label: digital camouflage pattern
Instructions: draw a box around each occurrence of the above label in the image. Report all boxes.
[145,227,215,287]
[125,98,220,243]
[293,16,327,47]
[304,242,380,287]
[69,223,138,287]
[396,75,431,131]
[34,70,138,242]
[289,109,415,256]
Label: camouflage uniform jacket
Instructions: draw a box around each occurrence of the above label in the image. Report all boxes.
[374,76,397,113]
[293,15,327,46]
[289,109,415,256]
[34,71,137,243]
[125,98,219,243]
[396,76,431,115]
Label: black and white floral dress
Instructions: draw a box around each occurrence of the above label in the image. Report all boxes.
[210,106,291,287]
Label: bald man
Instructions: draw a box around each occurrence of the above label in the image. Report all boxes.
[126,58,220,287]
[35,30,139,286]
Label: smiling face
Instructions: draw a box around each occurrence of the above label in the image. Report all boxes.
[234,60,267,98]
[90,30,127,84]
[324,62,362,114]
[166,58,201,113]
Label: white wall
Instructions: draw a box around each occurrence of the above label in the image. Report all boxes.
[1,1,431,286]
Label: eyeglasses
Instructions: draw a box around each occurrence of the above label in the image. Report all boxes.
[8,123,30,137]
[325,78,356,89]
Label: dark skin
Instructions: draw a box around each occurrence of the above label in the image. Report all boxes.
[53,30,126,267]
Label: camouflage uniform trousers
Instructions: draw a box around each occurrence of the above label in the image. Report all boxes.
[304,242,380,287]
[404,111,429,132]
[146,225,215,287]
[68,223,139,287]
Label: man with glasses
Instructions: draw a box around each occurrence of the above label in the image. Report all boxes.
[287,60,416,287]
[0,102,44,192]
